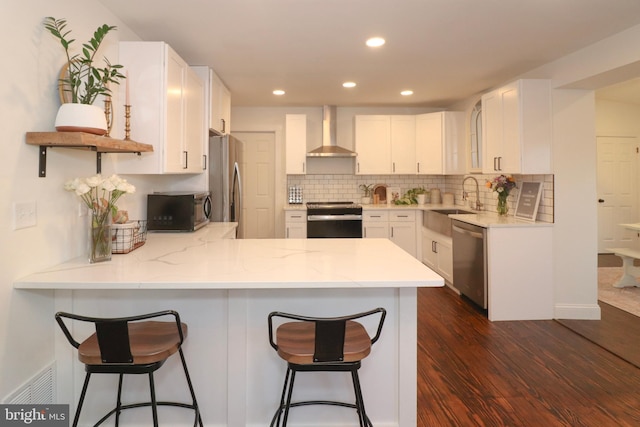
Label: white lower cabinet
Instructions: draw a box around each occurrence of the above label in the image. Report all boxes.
[364,210,417,257]
[285,211,306,238]
[422,228,453,284]
[363,210,389,238]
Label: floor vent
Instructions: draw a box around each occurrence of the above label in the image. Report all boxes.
[3,362,55,404]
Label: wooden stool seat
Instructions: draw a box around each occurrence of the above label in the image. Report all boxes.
[78,321,188,365]
[276,320,371,365]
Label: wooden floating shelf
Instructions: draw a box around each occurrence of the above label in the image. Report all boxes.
[25,132,154,177]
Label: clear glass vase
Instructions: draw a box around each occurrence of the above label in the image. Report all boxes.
[496,196,509,216]
[89,211,112,263]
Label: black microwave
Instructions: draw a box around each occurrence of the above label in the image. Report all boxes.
[147,191,211,232]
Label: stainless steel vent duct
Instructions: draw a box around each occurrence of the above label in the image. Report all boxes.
[306,105,357,157]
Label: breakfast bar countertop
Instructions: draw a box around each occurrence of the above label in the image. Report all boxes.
[14,224,443,290]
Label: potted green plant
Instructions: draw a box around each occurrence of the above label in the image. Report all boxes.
[359,184,373,204]
[44,17,125,135]
[407,187,428,204]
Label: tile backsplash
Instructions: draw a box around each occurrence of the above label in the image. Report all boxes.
[287,173,554,223]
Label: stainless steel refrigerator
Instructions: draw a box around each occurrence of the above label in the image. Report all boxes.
[209,134,243,238]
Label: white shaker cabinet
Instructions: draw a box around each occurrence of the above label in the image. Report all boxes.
[363,210,390,238]
[422,228,453,284]
[364,210,417,257]
[355,115,416,175]
[390,115,416,174]
[482,79,552,174]
[415,111,466,175]
[285,114,307,174]
[389,211,417,257]
[210,70,231,135]
[355,115,391,174]
[285,211,307,238]
[116,41,205,174]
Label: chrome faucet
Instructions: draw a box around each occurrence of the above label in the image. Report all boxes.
[462,176,483,211]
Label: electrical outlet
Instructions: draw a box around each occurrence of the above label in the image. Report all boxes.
[14,201,37,230]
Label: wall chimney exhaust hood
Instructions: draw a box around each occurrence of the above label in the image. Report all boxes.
[306,105,357,157]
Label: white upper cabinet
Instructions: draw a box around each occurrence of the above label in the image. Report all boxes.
[390,115,416,174]
[116,41,206,174]
[355,115,416,175]
[184,67,205,172]
[210,70,231,135]
[415,111,466,175]
[355,115,391,174]
[482,79,552,174]
[285,114,307,174]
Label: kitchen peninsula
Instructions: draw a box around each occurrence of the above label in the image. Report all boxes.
[14,223,443,427]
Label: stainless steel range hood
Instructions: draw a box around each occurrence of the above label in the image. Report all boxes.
[306,105,357,157]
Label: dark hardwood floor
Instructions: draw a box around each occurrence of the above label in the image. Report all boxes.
[417,287,640,426]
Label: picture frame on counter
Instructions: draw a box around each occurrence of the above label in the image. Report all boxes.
[515,181,543,221]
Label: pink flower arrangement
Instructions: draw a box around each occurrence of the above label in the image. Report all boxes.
[486,175,517,197]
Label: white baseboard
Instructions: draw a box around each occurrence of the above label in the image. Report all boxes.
[554,303,601,320]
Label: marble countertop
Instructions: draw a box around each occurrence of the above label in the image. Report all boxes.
[285,203,552,227]
[14,223,443,290]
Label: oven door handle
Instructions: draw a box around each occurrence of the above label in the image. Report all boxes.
[307,214,363,221]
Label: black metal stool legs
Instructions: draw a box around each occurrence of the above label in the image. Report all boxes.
[177,348,204,427]
[270,364,373,427]
[351,369,371,427]
[115,374,124,427]
[148,373,159,427]
[72,373,91,427]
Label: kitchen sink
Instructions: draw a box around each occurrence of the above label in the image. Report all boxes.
[423,209,476,237]
[430,209,476,215]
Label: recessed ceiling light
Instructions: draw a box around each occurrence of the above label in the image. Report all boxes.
[343,82,356,88]
[401,90,414,96]
[366,37,385,47]
[273,89,285,96]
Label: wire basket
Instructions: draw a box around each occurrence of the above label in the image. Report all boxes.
[111,220,147,254]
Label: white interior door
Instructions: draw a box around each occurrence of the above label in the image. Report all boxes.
[234,132,276,238]
[597,136,639,252]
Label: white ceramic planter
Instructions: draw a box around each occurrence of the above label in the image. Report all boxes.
[55,103,107,135]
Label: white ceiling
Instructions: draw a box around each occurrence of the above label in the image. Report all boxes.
[97,0,640,108]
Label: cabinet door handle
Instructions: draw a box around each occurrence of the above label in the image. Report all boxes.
[221,118,226,134]
[417,162,420,173]
[391,227,394,238]
[203,154,207,170]
[393,162,396,173]
[286,228,289,238]
[493,157,498,171]
[357,162,360,173]
[302,162,305,173]
[363,227,367,238]
[183,151,188,169]
[497,156,502,171]
[432,241,438,253]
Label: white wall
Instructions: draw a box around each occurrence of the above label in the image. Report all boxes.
[0,1,210,401]
[0,0,130,401]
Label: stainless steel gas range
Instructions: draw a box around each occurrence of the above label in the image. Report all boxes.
[306,201,363,238]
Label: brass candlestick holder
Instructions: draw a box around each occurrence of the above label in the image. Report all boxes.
[104,98,113,137]
[124,105,131,140]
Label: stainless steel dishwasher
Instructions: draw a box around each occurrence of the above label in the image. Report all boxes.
[452,219,488,309]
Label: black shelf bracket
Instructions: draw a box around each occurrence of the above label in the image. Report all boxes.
[38,146,47,177]
[37,146,143,178]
